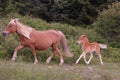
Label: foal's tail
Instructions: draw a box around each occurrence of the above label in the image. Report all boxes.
[58,31,73,57]
[99,44,107,49]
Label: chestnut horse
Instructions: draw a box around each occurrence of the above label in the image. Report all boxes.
[75,35,107,65]
[2,19,73,65]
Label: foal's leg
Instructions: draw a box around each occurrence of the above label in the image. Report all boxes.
[98,54,103,65]
[96,48,104,65]
[12,45,24,61]
[83,53,89,64]
[86,53,93,64]
[75,52,85,64]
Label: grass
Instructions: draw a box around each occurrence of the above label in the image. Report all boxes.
[0,15,120,80]
[0,60,120,80]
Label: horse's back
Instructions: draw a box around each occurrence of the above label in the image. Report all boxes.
[41,30,61,43]
[30,30,61,50]
[83,42,99,52]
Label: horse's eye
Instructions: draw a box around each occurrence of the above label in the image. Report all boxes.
[9,25,12,27]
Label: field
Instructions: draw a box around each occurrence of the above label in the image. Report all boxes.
[0,60,120,80]
[0,15,120,80]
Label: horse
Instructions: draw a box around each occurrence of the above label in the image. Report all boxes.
[75,35,107,65]
[2,18,73,65]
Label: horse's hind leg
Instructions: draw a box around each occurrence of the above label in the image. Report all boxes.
[53,44,64,65]
[12,45,24,61]
[98,54,103,65]
[46,52,55,64]
[96,48,103,65]
[57,48,64,65]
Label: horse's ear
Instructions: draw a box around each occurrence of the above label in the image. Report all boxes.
[15,18,19,21]
[14,18,19,23]
[9,16,14,20]
[82,35,86,38]
[10,18,14,21]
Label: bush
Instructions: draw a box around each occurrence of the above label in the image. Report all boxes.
[1,15,119,64]
[93,2,120,48]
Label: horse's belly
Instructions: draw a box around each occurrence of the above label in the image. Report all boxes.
[35,45,51,50]
[34,40,52,50]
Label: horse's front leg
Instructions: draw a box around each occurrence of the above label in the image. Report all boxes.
[75,52,85,64]
[12,45,24,61]
[83,53,89,64]
[86,53,93,64]
[30,46,38,64]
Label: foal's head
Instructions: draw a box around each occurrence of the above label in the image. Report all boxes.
[76,35,89,45]
[2,19,18,36]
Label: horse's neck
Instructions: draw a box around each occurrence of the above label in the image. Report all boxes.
[16,32,26,39]
[81,40,90,50]
[16,22,33,39]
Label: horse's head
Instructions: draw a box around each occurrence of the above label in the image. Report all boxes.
[76,35,88,45]
[2,19,18,36]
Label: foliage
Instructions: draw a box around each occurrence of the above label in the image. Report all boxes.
[0,0,16,17]
[94,2,120,48]
[0,16,120,64]
[0,0,118,26]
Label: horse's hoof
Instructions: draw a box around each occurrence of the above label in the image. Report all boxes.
[33,63,37,64]
[75,63,77,64]
[75,61,78,64]
[59,63,64,65]
[101,63,104,65]
[86,62,89,65]
[12,57,16,61]
[33,62,38,64]
[46,62,49,64]
[46,60,50,64]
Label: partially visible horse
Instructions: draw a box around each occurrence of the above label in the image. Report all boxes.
[75,35,107,65]
[2,18,73,65]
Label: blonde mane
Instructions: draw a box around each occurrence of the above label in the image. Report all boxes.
[16,20,34,39]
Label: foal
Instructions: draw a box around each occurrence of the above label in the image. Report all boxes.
[75,35,107,65]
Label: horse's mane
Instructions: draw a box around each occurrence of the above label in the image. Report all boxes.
[84,36,89,42]
[81,35,89,42]
[16,21,34,39]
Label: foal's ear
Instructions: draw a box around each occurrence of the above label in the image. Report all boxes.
[81,35,86,38]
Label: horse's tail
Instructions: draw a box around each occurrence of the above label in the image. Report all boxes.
[99,44,107,49]
[58,31,73,57]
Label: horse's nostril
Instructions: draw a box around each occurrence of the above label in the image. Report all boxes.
[76,41,80,45]
[2,32,7,36]
[76,42,79,45]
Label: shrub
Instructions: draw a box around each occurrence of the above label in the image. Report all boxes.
[94,2,120,48]
[1,15,119,64]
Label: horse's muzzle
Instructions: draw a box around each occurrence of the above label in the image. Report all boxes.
[76,41,80,45]
[2,32,7,36]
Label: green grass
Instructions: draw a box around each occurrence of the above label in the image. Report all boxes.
[0,60,120,80]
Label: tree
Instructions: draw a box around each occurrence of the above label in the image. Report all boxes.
[94,2,120,48]
[0,0,15,17]
[2,0,118,26]
[13,0,98,25]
